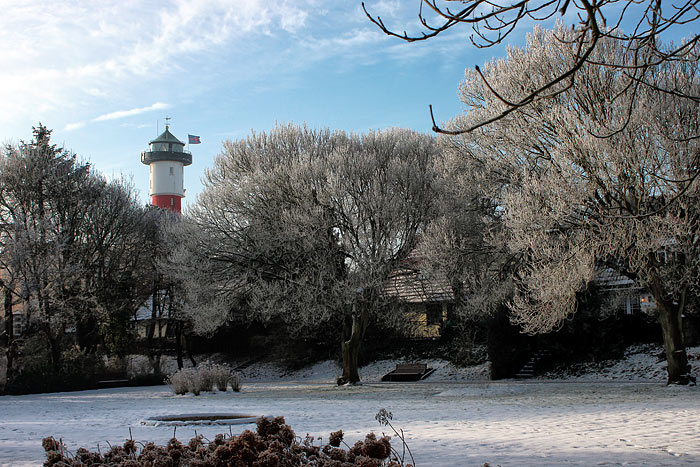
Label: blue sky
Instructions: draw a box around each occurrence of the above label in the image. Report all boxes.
[1,1,696,208]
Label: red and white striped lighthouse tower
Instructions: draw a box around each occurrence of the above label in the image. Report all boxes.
[141,122,192,213]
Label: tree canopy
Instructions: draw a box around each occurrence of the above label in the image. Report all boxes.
[170,124,442,383]
[449,25,700,383]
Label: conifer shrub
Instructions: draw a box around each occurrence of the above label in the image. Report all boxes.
[43,416,411,466]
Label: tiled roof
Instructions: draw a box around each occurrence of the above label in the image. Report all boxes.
[593,267,637,290]
[383,265,454,304]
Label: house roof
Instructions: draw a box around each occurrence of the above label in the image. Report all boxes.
[593,267,637,290]
[383,265,454,304]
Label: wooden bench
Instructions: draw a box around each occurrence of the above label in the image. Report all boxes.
[95,372,130,389]
[381,363,434,382]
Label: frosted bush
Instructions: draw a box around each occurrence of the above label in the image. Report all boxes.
[231,371,241,392]
[166,368,193,395]
[166,363,241,395]
[211,364,231,391]
[197,362,215,392]
[185,368,202,395]
[126,355,153,379]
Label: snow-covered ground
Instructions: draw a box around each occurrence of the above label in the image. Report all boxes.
[1,345,699,466]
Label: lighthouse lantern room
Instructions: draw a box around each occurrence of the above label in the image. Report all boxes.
[141,123,192,213]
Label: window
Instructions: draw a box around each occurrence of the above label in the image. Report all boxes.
[169,166,174,175]
[12,312,25,336]
[170,197,174,206]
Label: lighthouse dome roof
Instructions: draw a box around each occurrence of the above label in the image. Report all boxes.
[149,128,185,146]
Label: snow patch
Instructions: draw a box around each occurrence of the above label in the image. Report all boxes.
[541,344,700,382]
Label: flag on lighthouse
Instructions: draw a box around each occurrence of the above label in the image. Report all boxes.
[188,134,201,144]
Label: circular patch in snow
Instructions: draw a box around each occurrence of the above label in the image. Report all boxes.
[142,413,259,427]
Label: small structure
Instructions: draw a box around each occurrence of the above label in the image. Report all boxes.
[594,267,655,314]
[381,363,435,382]
[383,254,454,338]
[141,121,192,213]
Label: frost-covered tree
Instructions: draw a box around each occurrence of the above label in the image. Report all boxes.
[0,126,97,370]
[173,125,440,383]
[418,137,512,320]
[80,177,155,356]
[0,126,154,375]
[450,26,700,384]
[148,208,197,371]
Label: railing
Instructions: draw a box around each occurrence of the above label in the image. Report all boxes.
[141,150,192,166]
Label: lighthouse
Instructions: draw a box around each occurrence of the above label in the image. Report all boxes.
[141,123,192,213]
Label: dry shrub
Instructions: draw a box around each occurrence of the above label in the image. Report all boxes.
[212,364,230,391]
[43,416,410,466]
[207,362,237,392]
[197,362,215,392]
[164,369,191,395]
[230,371,241,392]
[185,368,201,395]
[165,363,240,395]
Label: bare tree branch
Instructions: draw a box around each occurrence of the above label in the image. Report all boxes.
[364,0,700,134]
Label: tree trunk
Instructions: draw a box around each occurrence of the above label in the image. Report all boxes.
[2,284,14,385]
[47,330,62,376]
[147,291,158,348]
[146,291,161,373]
[656,301,691,384]
[339,306,368,385]
[185,331,197,367]
[649,279,692,385]
[175,321,184,370]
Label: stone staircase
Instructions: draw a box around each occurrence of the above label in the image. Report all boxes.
[515,349,551,379]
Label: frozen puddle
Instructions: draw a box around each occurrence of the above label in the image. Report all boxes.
[142,413,259,426]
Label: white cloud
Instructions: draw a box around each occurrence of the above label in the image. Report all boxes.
[278,4,309,33]
[94,102,170,122]
[368,0,403,17]
[0,0,317,135]
[0,0,469,141]
[64,122,86,131]
[64,102,169,131]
